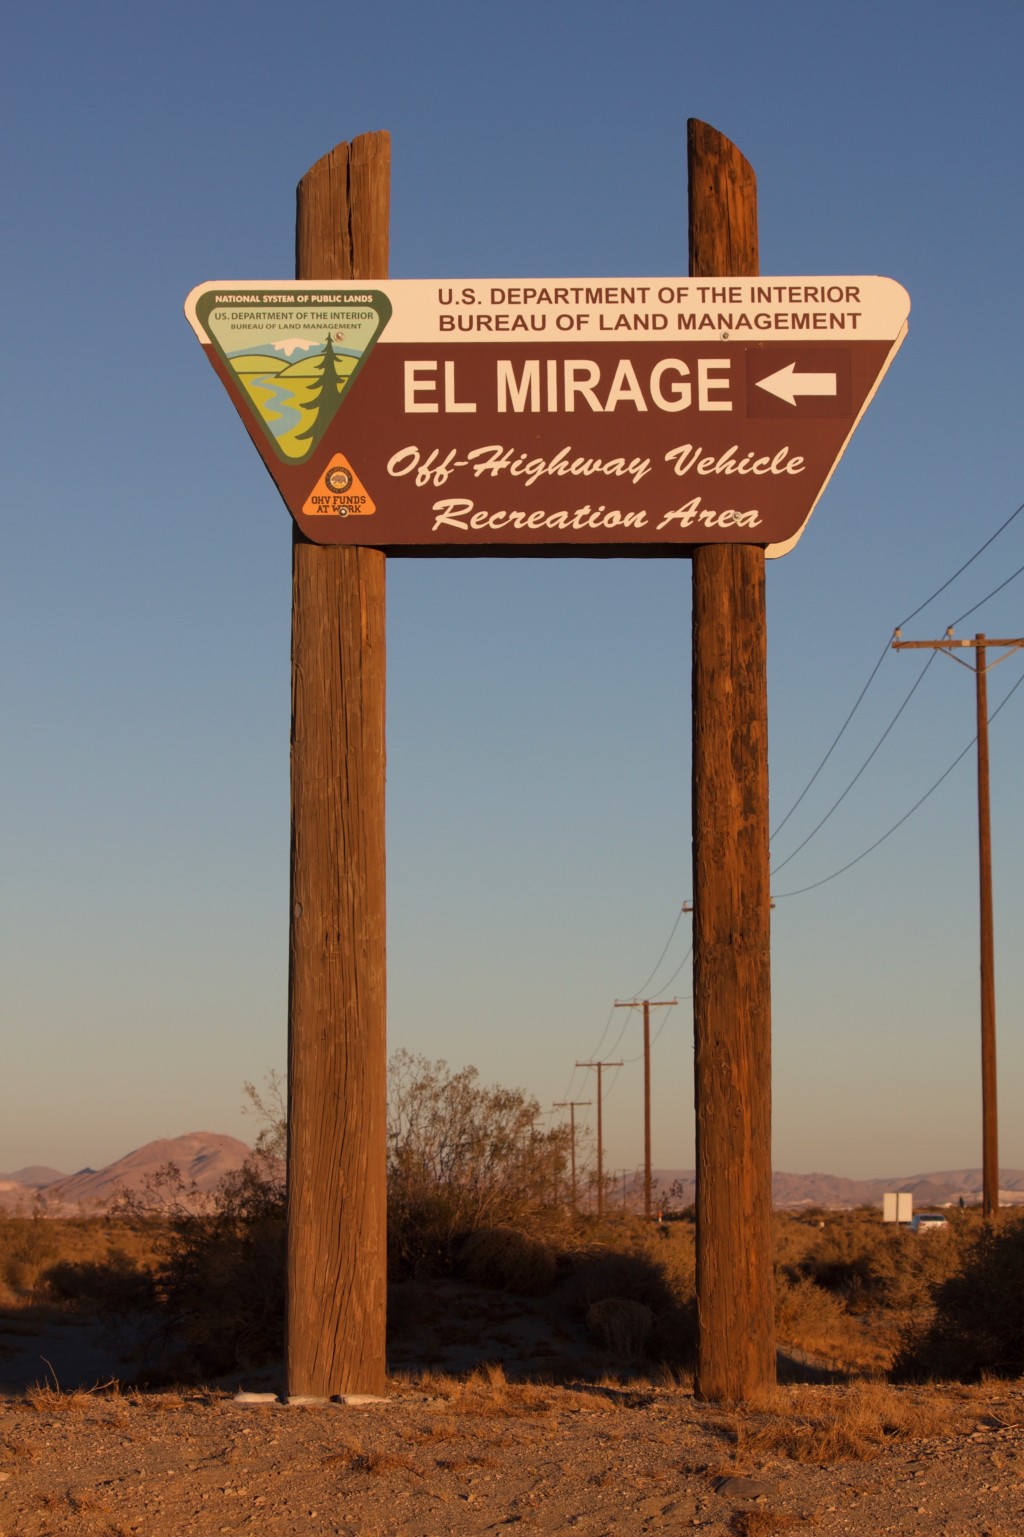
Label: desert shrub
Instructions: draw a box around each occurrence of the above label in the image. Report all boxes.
[781,1208,961,1314]
[457,1226,558,1295]
[570,1244,678,1315]
[242,1069,287,1161]
[0,1217,167,1312]
[92,1054,569,1373]
[648,1303,698,1367]
[0,1214,61,1296]
[151,1149,286,1378]
[563,1219,697,1368]
[585,1297,653,1361]
[893,1211,1024,1381]
[774,1273,852,1362]
[42,1248,156,1313]
[387,1051,570,1278]
[569,1220,695,1311]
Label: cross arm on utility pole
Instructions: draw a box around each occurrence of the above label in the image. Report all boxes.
[892,629,1024,673]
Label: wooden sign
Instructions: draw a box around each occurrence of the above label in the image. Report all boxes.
[186,276,908,555]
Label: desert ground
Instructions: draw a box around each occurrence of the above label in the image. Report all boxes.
[2,1371,1024,1536]
[4,1131,1024,1536]
[2,1288,1024,1537]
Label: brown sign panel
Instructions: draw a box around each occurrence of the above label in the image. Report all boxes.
[185,278,909,557]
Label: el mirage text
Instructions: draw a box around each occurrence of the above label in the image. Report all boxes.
[404,355,739,415]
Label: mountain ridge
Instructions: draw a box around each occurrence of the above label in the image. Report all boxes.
[646,1167,1024,1211]
[0,1132,253,1213]
[3,1136,1024,1213]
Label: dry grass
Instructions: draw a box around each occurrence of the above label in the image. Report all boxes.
[320,1439,422,1477]
[402,1362,625,1416]
[733,1379,982,1463]
[731,1512,812,1535]
[23,1378,127,1414]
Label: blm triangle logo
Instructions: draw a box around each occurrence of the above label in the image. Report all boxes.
[187,286,391,464]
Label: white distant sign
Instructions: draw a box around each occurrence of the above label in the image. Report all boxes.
[883,1191,913,1223]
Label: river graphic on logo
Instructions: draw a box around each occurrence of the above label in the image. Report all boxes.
[192,290,392,464]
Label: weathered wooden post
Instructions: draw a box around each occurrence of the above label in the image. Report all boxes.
[287,132,390,1398]
[689,120,777,1402]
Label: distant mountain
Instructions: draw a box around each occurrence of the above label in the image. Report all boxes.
[0,1165,65,1187]
[0,1133,252,1214]
[3,1140,1024,1216]
[647,1168,1024,1211]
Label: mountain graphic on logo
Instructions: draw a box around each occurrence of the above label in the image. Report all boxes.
[194,291,391,464]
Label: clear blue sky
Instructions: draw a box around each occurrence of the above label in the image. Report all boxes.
[3,1,1023,1181]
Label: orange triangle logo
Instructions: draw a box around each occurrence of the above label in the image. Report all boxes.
[302,453,376,518]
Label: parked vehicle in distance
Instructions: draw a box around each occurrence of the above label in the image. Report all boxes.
[910,1212,949,1235]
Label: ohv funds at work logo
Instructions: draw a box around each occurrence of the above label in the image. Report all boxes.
[303,453,376,518]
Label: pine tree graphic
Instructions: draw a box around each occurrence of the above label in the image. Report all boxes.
[295,334,343,449]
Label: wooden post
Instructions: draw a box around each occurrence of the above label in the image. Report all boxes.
[975,636,999,1218]
[689,120,776,1403]
[287,132,390,1399]
[643,1001,652,1221]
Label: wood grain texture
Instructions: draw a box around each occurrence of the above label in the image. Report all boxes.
[975,638,998,1219]
[288,131,390,1397]
[688,120,776,1403]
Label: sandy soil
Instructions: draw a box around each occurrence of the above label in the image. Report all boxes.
[2,1374,1024,1536]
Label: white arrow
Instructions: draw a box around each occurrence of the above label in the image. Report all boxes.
[755,362,838,406]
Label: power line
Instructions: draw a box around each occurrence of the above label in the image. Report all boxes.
[643,942,694,1005]
[770,651,938,878]
[627,905,686,1000]
[771,495,1024,845]
[770,639,891,842]
[551,1100,590,1215]
[774,667,1024,899]
[567,499,1024,1128]
[948,557,1024,630]
[896,497,1024,631]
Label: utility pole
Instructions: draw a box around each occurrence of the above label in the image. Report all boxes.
[689,120,776,1403]
[613,999,678,1219]
[575,1062,622,1216]
[552,1100,590,1215]
[892,629,1024,1218]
